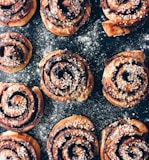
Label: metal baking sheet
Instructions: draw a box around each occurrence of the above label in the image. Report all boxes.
[0,0,149,159]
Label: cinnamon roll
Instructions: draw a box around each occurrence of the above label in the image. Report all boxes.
[100,119,149,160]
[102,50,149,108]
[0,0,37,26]
[0,131,40,160]
[100,0,149,37]
[0,82,44,132]
[46,115,99,160]
[0,32,32,73]
[39,50,94,102]
[40,0,91,36]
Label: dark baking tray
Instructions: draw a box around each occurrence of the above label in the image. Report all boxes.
[0,0,149,159]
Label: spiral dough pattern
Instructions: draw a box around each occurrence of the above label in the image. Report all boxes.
[40,0,91,36]
[0,82,43,132]
[0,131,40,160]
[100,119,149,160]
[39,50,94,102]
[0,32,32,73]
[0,0,37,26]
[46,115,99,160]
[102,50,149,107]
[100,0,149,36]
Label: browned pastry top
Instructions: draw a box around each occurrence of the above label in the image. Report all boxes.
[102,50,149,107]
[0,82,44,132]
[0,131,40,160]
[40,0,91,36]
[39,50,94,102]
[100,119,149,160]
[0,0,37,26]
[0,32,32,73]
[46,115,99,159]
[100,0,149,36]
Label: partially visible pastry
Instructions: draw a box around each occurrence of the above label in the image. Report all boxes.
[40,0,91,36]
[100,119,149,160]
[102,50,149,108]
[46,115,99,159]
[0,131,40,160]
[0,32,32,73]
[100,0,149,37]
[0,0,37,26]
[39,50,94,102]
[0,82,44,132]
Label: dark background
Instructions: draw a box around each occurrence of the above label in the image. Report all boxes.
[0,0,149,159]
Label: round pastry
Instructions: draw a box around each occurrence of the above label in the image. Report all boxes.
[0,0,37,26]
[46,115,99,159]
[102,50,149,108]
[100,0,149,37]
[100,119,149,160]
[0,32,32,73]
[40,0,91,36]
[0,82,44,132]
[0,131,40,160]
[39,50,94,102]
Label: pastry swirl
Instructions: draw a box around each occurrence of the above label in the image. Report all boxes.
[100,0,149,36]
[0,32,32,73]
[102,50,149,107]
[39,50,94,102]
[0,131,40,160]
[0,82,44,132]
[100,119,149,160]
[46,115,99,160]
[40,0,91,36]
[0,0,37,26]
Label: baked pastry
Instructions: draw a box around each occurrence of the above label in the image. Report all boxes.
[100,0,149,37]
[0,0,36,26]
[0,131,40,160]
[0,82,44,132]
[0,32,32,73]
[46,115,99,159]
[100,119,149,160]
[102,50,149,108]
[40,0,91,36]
[39,50,94,102]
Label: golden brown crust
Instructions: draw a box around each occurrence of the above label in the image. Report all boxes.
[40,0,91,36]
[105,50,146,66]
[0,82,44,132]
[100,119,149,160]
[39,50,94,102]
[0,0,37,26]
[0,131,40,160]
[101,0,149,36]
[46,115,99,159]
[102,50,149,108]
[102,21,131,37]
[0,32,32,73]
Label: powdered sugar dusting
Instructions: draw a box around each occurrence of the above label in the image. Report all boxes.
[0,0,148,159]
[47,115,98,159]
[103,119,149,159]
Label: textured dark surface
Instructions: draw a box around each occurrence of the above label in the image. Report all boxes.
[0,0,149,159]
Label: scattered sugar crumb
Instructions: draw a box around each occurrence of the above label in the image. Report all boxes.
[0,2,148,160]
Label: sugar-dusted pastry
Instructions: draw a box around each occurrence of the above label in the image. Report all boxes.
[0,0,36,26]
[0,131,40,160]
[39,50,94,102]
[0,32,32,73]
[102,50,149,108]
[46,115,99,159]
[100,119,149,160]
[100,0,149,37]
[0,82,44,132]
[40,0,91,36]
